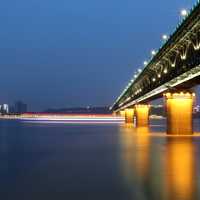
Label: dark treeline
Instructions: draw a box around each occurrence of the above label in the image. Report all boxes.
[43,107,112,114]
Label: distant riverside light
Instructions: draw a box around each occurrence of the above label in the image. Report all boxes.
[144,61,148,66]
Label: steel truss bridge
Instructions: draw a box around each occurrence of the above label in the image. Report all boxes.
[111,2,200,112]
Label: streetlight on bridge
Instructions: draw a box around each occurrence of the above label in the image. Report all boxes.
[151,50,157,56]
[143,61,148,66]
[180,9,188,17]
[162,34,168,41]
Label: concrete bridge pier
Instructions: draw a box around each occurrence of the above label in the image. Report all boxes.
[125,108,134,124]
[164,92,195,135]
[120,110,125,118]
[135,104,150,127]
[113,110,124,117]
[113,111,117,117]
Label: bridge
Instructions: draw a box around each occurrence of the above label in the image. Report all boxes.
[111,2,200,135]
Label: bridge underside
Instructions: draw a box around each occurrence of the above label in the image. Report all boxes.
[115,65,200,112]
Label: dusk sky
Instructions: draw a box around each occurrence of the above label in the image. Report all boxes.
[0,0,197,111]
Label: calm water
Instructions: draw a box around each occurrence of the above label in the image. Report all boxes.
[1,119,200,200]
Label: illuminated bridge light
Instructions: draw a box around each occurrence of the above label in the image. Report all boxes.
[138,68,142,73]
[181,9,188,17]
[151,50,156,56]
[164,93,171,98]
[194,43,200,50]
[164,69,168,74]
[158,74,161,78]
[171,63,176,67]
[164,92,195,99]
[126,97,131,101]
[181,54,187,60]
[162,34,168,40]
[152,78,156,82]
[144,61,148,66]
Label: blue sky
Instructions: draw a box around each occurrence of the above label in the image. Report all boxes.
[0,0,197,111]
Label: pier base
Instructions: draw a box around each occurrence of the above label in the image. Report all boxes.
[164,92,194,135]
[125,108,134,124]
[135,104,150,127]
[120,110,125,118]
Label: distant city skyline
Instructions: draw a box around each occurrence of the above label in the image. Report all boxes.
[0,0,197,111]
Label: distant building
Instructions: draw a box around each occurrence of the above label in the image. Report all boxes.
[194,105,200,113]
[1,104,9,114]
[9,105,15,114]
[14,101,27,114]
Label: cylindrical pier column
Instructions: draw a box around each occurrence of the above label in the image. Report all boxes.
[120,110,125,118]
[164,92,194,135]
[113,111,117,117]
[125,108,134,124]
[135,104,150,127]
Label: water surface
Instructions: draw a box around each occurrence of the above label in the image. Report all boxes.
[0,119,200,200]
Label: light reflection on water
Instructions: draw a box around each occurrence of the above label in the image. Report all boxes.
[119,122,200,200]
[165,138,196,200]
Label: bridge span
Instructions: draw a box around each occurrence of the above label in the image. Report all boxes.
[111,2,200,135]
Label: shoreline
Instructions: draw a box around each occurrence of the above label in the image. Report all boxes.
[0,114,165,120]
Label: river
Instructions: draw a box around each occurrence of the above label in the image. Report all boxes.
[0,119,200,200]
